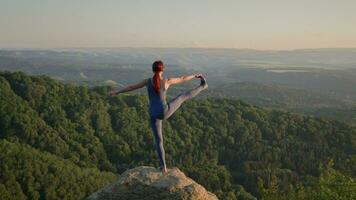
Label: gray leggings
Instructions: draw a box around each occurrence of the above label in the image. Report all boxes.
[150,84,207,169]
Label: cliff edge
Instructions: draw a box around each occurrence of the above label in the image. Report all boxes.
[86,166,219,200]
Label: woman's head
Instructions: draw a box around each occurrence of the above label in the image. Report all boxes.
[152,60,164,74]
[152,60,164,94]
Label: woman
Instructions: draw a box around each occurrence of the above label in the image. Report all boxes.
[108,60,208,173]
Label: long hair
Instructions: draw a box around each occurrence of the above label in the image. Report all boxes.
[152,60,164,94]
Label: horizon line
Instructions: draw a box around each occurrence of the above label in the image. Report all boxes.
[1,46,356,52]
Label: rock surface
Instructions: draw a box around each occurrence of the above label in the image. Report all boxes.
[86,166,219,200]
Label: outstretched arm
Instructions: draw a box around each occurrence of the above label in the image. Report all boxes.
[166,73,202,88]
[108,79,148,96]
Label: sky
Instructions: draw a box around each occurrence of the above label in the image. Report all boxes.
[0,0,356,50]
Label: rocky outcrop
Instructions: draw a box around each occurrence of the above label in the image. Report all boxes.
[87,166,219,200]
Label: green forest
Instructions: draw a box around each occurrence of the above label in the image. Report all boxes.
[0,71,355,200]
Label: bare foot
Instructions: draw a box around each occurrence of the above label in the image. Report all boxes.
[159,166,168,173]
[162,168,168,173]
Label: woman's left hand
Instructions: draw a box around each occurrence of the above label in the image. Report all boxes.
[107,90,117,96]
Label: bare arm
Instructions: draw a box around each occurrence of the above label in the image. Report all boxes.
[108,79,148,96]
[166,73,202,88]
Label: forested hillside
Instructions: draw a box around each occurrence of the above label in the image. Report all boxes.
[0,71,355,200]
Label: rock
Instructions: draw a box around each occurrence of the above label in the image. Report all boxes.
[87,166,219,200]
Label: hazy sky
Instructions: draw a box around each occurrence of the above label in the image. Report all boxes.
[1,0,355,50]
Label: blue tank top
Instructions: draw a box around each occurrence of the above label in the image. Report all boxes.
[147,77,167,119]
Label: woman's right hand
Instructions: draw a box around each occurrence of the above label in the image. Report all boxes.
[194,73,203,78]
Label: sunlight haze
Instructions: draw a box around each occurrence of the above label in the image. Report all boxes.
[1,0,355,50]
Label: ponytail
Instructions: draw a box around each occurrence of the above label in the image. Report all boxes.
[152,60,164,94]
[153,72,160,94]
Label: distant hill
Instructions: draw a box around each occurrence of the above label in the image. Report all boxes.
[1,48,355,121]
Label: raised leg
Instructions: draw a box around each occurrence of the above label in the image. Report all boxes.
[149,117,167,170]
[164,77,208,119]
